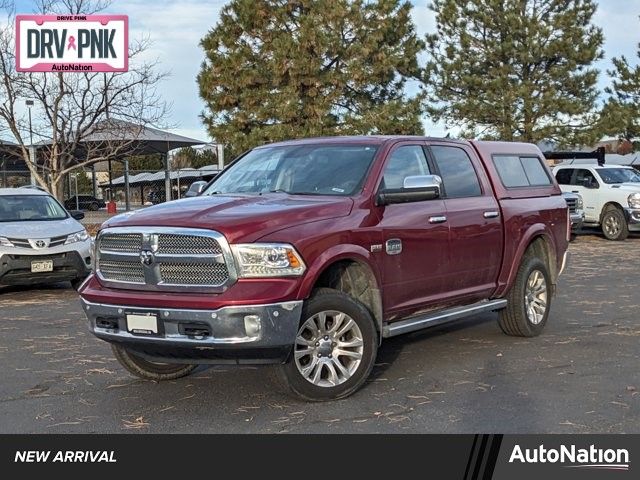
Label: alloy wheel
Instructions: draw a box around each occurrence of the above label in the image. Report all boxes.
[524,269,547,325]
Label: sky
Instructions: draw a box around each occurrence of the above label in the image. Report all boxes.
[11,0,640,142]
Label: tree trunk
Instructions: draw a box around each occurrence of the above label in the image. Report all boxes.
[51,176,65,201]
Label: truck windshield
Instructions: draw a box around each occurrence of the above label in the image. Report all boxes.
[203,144,378,196]
[598,168,640,184]
[0,195,68,222]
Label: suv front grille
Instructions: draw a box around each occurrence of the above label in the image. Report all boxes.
[96,227,236,293]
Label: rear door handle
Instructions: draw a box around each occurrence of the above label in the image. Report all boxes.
[429,215,447,224]
[483,211,499,219]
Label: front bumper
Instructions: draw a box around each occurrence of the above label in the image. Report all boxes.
[624,208,640,229]
[570,211,584,231]
[0,246,92,286]
[80,298,303,364]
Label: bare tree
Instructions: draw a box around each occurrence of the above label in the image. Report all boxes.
[0,0,169,199]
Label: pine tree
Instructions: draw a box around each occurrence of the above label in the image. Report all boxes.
[198,0,424,156]
[599,37,640,142]
[424,0,603,144]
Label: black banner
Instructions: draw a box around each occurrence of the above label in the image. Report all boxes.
[0,435,635,478]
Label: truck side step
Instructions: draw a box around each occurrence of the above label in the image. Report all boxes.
[382,299,508,338]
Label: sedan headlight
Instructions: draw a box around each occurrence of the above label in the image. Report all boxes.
[628,193,640,209]
[0,236,14,247]
[232,243,306,278]
[65,230,90,245]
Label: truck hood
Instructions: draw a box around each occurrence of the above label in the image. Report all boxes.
[609,183,640,192]
[103,194,354,243]
[0,217,84,239]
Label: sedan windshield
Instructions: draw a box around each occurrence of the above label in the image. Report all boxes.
[598,168,640,184]
[0,195,68,222]
[203,144,378,196]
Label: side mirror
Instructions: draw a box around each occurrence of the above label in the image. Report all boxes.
[377,175,442,206]
[185,180,208,197]
[70,210,85,220]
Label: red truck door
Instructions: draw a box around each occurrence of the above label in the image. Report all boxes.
[375,142,450,318]
[427,143,504,301]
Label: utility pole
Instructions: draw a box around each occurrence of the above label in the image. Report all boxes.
[25,99,36,185]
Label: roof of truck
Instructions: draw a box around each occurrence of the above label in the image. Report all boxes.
[0,187,50,196]
[257,136,542,151]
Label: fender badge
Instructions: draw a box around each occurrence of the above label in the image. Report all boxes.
[385,239,402,255]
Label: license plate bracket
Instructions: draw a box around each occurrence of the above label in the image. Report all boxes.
[31,260,53,273]
[126,313,159,335]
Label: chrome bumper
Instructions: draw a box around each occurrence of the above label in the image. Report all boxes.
[80,298,303,363]
[624,208,640,226]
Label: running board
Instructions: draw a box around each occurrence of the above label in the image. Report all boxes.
[382,299,508,338]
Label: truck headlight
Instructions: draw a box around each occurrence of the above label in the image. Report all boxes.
[65,230,90,245]
[628,193,640,209]
[576,196,584,209]
[0,236,15,247]
[231,243,306,278]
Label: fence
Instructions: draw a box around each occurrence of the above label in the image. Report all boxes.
[0,165,221,226]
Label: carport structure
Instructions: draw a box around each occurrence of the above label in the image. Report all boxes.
[105,165,220,206]
[66,120,210,208]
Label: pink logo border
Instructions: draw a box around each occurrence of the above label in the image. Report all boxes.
[16,14,129,73]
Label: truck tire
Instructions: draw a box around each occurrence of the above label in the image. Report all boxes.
[498,253,551,337]
[601,205,629,241]
[279,288,378,401]
[111,344,197,381]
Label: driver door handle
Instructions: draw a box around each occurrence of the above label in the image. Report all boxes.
[429,215,447,224]
[483,211,500,219]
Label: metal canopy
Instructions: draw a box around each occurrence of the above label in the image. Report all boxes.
[35,120,206,157]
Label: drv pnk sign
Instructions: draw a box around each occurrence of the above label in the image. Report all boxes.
[16,15,128,72]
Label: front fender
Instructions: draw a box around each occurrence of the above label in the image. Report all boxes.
[296,244,382,300]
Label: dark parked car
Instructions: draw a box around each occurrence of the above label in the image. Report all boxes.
[146,190,166,205]
[64,195,106,211]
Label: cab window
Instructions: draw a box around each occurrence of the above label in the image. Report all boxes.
[430,146,482,198]
[382,145,430,190]
[574,169,599,188]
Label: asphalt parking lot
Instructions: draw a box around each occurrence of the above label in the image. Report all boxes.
[1,233,639,433]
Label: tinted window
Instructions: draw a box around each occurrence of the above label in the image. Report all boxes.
[555,169,573,185]
[431,146,482,198]
[493,155,551,187]
[521,157,551,185]
[382,145,430,189]
[574,169,598,187]
[493,156,529,187]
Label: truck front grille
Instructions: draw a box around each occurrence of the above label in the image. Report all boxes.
[96,227,236,293]
[564,197,577,214]
[99,260,145,283]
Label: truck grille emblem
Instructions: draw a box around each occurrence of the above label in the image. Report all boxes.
[140,250,155,266]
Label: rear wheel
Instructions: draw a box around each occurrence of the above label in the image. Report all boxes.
[279,288,377,401]
[601,205,628,241]
[88,202,99,211]
[498,253,551,337]
[111,344,197,381]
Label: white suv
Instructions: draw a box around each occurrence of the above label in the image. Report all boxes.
[0,187,93,288]
[552,164,640,240]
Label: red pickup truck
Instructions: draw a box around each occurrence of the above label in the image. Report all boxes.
[79,136,569,401]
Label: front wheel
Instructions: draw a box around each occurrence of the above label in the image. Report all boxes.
[601,206,629,241]
[279,288,378,401]
[111,344,197,381]
[498,254,551,337]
